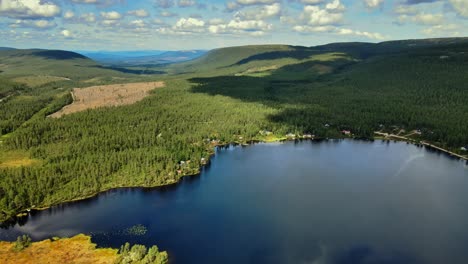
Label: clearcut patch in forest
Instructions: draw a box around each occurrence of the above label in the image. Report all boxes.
[50,81,165,118]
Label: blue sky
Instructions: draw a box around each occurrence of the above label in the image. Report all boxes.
[0,0,467,50]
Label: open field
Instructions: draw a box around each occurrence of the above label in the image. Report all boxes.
[0,234,168,264]
[0,234,118,264]
[0,149,40,168]
[50,81,165,118]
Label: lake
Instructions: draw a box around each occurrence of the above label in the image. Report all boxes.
[1,140,468,264]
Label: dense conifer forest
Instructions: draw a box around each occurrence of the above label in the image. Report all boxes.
[1,38,468,221]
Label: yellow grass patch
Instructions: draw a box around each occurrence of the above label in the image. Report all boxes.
[0,234,118,264]
[83,77,129,84]
[50,81,165,118]
[309,52,350,61]
[0,150,40,168]
[13,76,71,87]
[235,65,279,77]
[262,134,286,142]
[311,64,333,74]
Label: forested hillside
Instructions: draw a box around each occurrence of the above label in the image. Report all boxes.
[1,38,468,222]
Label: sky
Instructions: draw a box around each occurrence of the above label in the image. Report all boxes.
[0,0,467,51]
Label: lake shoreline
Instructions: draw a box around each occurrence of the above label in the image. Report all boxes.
[374,131,468,161]
[2,135,467,226]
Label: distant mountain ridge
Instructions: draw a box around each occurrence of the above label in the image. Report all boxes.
[0,48,90,60]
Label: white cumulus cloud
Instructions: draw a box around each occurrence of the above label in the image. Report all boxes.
[72,0,98,3]
[337,28,385,40]
[9,19,56,29]
[208,17,272,36]
[300,0,324,4]
[325,0,345,12]
[178,0,196,7]
[100,11,122,20]
[301,5,344,26]
[449,0,468,17]
[61,29,73,38]
[173,17,205,32]
[227,19,271,30]
[130,19,147,28]
[394,5,417,15]
[422,24,459,35]
[397,12,444,25]
[34,19,56,28]
[81,13,96,23]
[176,17,205,27]
[128,9,149,17]
[64,11,75,19]
[236,0,277,5]
[293,25,334,32]
[160,11,178,17]
[364,0,384,9]
[413,13,443,25]
[235,3,281,20]
[0,0,61,19]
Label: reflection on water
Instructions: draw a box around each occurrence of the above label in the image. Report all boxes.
[1,140,468,264]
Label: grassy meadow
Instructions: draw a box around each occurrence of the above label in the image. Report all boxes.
[0,234,168,264]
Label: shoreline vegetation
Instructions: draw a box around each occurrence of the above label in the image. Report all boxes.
[3,133,466,225]
[374,132,468,161]
[0,234,168,264]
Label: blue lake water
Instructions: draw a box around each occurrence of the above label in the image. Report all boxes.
[1,140,468,264]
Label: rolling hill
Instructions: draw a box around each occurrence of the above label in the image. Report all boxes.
[314,37,468,58]
[168,45,294,74]
[170,37,468,75]
[0,49,129,82]
[161,38,468,81]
